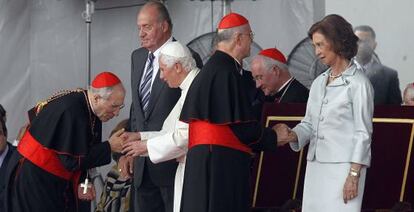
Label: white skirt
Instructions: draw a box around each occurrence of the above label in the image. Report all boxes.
[302,160,366,212]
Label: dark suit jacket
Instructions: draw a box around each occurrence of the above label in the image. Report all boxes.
[365,60,402,105]
[264,78,309,103]
[0,142,16,209]
[129,45,202,187]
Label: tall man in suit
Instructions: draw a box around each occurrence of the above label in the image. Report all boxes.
[354,25,402,105]
[250,48,309,103]
[120,1,202,212]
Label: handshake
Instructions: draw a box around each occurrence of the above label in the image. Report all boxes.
[272,123,298,146]
[108,129,148,157]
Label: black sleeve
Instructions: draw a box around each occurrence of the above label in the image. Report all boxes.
[388,70,402,105]
[58,141,112,171]
[229,122,277,152]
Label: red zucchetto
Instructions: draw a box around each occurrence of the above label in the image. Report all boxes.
[91,71,121,88]
[218,12,249,29]
[258,48,287,64]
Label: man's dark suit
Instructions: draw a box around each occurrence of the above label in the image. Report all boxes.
[264,78,309,103]
[364,60,402,105]
[0,142,16,210]
[129,45,202,212]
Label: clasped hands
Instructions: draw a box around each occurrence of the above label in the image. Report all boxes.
[108,129,148,157]
[109,129,147,179]
[272,123,298,146]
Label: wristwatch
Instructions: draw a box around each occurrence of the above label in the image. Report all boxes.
[349,168,360,177]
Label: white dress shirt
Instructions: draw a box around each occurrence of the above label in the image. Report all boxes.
[139,36,173,91]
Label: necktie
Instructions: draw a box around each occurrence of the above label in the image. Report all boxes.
[139,53,155,113]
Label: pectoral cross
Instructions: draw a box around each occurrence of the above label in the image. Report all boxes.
[80,178,92,194]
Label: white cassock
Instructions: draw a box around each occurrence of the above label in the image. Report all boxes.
[139,68,199,212]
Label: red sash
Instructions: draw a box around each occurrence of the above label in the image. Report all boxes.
[189,120,252,154]
[17,131,79,181]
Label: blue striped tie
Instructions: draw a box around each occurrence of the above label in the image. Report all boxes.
[139,53,155,113]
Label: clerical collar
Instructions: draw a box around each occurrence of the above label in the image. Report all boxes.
[277,77,293,93]
[179,68,200,91]
[272,77,294,103]
[234,59,243,75]
[87,91,96,116]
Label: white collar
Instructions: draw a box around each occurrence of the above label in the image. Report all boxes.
[179,68,200,91]
[151,36,173,58]
[277,77,294,92]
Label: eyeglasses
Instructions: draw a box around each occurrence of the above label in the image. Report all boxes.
[110,102,125,110]
[241,31,255,41]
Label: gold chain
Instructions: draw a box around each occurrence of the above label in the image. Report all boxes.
[35,88,84,115]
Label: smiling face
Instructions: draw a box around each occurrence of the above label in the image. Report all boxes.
[312,32,340,66]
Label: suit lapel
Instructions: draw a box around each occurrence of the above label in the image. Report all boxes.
[133,50,149,118]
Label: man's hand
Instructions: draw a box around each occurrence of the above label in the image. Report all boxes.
[109,128,125,153]
[121,131,141,144]
[118,155,134,179]
[122,140,148,157]
[273,123,297,146]
[77,183,96,201]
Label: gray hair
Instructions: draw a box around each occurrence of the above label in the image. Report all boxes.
[253,55,288,72]
[215,24,247,43]
[144,1,173,31]
[89,86,113,100]
[159,53,196,72]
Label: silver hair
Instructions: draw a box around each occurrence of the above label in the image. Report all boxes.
[253,55,288,72]
[215,24,247,43]
[89,86,113,100]
[159,53,196,72]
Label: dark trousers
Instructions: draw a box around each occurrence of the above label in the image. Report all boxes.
[181,145,251,212]
[131,164,174,212]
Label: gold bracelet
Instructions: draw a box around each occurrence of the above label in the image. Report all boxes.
[349,167,360,177]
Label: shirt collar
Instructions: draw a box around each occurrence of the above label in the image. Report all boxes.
[362,58,374,71]
[151,36,173,58]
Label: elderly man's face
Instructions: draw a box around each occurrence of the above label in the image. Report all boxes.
[251,59,278,96]
[238,25,253,59]
[137,6,169,52]
[94,85,126,122]
[159,60,182,88]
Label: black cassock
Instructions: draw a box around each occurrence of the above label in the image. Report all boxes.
[179,50,278,212]
[4,90,111,212]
